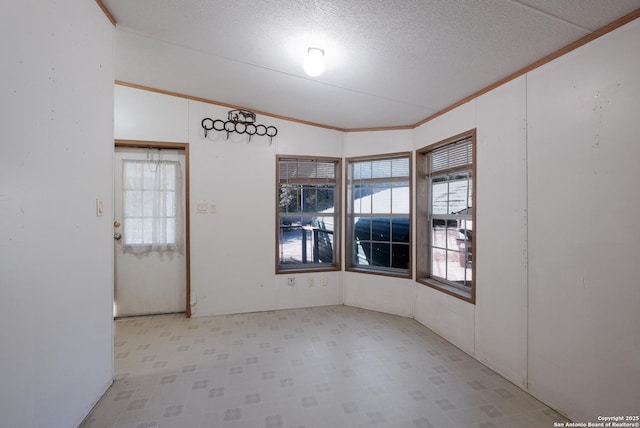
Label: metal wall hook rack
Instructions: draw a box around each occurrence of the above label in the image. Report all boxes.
[202,109,278,144]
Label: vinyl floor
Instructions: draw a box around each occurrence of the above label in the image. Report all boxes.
[80,305,569,428]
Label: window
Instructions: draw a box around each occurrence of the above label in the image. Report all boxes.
[276,156,341,272]
[122,159,183,253]
[346,153,412,277]
[417,130,475,302]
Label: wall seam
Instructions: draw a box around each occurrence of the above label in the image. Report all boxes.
[474,98,478,358]
[524,73,530,390]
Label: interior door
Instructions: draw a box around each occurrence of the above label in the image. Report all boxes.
[114,146,187,317]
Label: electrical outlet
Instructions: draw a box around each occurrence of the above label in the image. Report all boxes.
[321,276,328,286]
[307,277,315,287]
[287,277,295,286]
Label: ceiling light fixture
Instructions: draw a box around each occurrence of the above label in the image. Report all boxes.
[303,47,325,77]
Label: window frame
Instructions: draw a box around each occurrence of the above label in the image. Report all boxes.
[275,155,342,274]
[345,152,413,278]
[416,129,476,303]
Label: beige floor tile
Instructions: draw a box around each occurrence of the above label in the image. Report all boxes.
[81,306,569,428]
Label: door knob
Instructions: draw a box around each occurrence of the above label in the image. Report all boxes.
[114,221,121,228]
[114,232,122,240]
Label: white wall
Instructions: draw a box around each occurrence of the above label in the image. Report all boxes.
[474,76,528,388]
[0,2,114,427]
[527,18,640,420]
[114,86,344,317]
[412,101,479,355]
[411,77,529,384]
[342,130,415,317]
[409,17,640,422]
[112,15,640,423]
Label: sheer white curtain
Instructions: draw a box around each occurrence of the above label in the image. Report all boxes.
[122,158,184,254]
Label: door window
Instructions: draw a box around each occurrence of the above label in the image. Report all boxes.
[122,159,183,252]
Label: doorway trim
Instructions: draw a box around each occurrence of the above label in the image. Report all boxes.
[115,139,191,317]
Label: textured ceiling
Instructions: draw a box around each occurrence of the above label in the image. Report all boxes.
[103,0,640,130]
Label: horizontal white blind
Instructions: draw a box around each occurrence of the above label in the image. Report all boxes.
[279,159,336,181]
[430,136,472,173]
[351,157,409,180]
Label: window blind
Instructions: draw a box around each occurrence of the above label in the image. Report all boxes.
[279,159,336,182]
[430,137,473,174]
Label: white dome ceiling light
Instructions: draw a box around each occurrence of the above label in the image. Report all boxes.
[303,47,325,77]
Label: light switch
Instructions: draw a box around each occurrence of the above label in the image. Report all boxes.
[96,198,104,217]
[196,202,208,213]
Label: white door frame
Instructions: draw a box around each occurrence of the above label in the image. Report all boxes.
[114,139,191,318]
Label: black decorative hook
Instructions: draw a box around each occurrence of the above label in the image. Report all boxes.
[202,110,277,144]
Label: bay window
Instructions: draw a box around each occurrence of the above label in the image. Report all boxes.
[417,130,475,302]
[276,156,341,273]
[346,153,412,277]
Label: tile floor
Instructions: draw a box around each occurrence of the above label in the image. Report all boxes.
[80,305,569,428]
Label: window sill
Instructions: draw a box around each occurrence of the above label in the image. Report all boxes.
[418,277,474,304]
[276,265,340,275]
[346,266,411,279]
